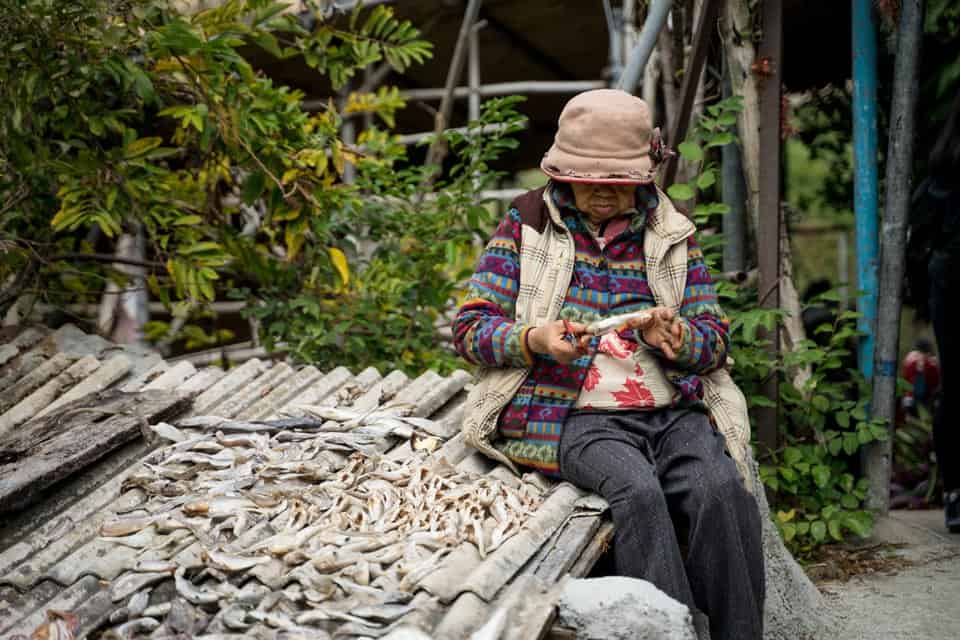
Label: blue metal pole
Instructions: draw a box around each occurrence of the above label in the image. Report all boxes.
[852,0,879,381]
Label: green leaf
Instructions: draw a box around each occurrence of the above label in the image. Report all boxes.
[781,522,797,542]
[783,447,803,466]
[677,141,704,162]
[696,169,716,190]
[812,464,831,488]
[174,215,203,226]
[811,395,829,412]
[241,171,267,204]
[843,432,859,456]
[840,494,859,509]
[667,182,695,201]
[810,520,827,542]
[828,519,844,541]
[124,137,163,159]
[836,411,850,429]
[706,132,735,148]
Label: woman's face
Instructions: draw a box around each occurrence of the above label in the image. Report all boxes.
[570,182,636,224]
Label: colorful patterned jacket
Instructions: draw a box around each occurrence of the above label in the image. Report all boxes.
[453,182,745,479]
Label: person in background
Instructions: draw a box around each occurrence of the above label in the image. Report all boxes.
[907,89,960,532]
[900,338,940,419]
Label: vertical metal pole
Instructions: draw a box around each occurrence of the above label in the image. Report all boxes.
[468,23,481,122]
[722,54,747,273]
[756,0,783,458]
[617,0,673,93]
[867,0,925,514]
[852,0,879,382]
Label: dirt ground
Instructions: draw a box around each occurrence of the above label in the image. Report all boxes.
[817,509,960,640]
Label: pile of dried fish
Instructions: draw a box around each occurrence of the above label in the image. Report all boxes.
[96,404,545,639]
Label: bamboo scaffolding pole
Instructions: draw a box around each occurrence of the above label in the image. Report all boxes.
[395,80,606,102]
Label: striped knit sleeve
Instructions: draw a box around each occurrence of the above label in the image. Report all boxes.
[453,208,535,368]
[670,236,729,374]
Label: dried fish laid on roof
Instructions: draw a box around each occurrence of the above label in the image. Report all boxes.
[98,406,545,638]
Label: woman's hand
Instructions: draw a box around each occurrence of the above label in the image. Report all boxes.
[528,320,589,364]
[628,307,684,359]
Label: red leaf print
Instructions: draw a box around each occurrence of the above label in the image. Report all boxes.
[634,362,645,377]
[583,364,601,391]
[611,378,656,408]
[598,332,637,359]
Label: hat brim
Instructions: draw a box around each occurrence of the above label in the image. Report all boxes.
[540,143,657,185]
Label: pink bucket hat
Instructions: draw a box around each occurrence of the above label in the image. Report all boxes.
[540,89,669,185]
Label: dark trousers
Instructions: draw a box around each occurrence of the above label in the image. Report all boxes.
[930,256,959,491]
[558,409,765,640]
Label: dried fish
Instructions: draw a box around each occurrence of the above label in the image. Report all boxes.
[100,516,154,537]
[350,602,417,624]
[150,421,188,442]
[102,617,160,639]
[221,604,253,631]
[142,602,172,618]
[184,496,257,518]
[202,548,271,572]
[99,526,156,548]
[101,394,547,639]
[174,567,221,605]
[585,309,653,335]
[111,570,172,602]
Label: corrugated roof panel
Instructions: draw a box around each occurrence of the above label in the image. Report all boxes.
[0,325,609,639]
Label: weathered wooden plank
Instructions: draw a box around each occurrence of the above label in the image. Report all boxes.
[0,353,74,415]
[0,390,191,513]
[566,520,615,578]
[238,365,322,420]
[0,355,100,436]
[36,354,132,418]
[186,358,268,416]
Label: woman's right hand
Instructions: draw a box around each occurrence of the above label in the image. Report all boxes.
[528,320,589,364]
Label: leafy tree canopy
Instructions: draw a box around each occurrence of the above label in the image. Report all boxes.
[0,0,525,374]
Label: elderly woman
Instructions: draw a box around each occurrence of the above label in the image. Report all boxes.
[453,90,764,640]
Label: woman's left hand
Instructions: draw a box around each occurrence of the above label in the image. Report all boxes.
[628,307,684,359]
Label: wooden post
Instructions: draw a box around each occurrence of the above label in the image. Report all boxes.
[424,0,483,170]
[468,21,482,122]
[755,0,783,458]
[867,0,925,514]
[661,0,721,188]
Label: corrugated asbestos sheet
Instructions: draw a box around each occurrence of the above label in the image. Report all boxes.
[0,325,611,640]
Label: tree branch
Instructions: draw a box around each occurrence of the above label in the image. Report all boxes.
[47,253,165,269]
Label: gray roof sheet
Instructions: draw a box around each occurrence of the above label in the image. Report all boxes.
[0,325,609,639]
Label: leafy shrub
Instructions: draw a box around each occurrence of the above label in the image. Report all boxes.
[677,96,888,558]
